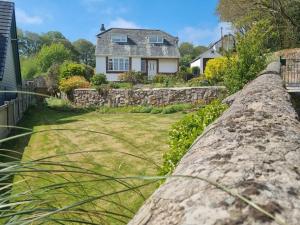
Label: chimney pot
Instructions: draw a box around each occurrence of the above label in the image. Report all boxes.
[100,24,106,32]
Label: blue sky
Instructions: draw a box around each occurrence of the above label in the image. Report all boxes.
[12,0,231,46]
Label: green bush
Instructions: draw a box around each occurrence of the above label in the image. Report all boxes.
[191,66,200,76]
[91,74,108,86]
[118,71,146,84]
[223,21,273,94]
[150,107,163,114]
[160,100,228,175]
[188,76,210,87]
[45,97,73,110]
[162,104,192,114]
[59,76,90,95]
[131,106,153,113]
[59,61,86,79]
[109,82,133,89]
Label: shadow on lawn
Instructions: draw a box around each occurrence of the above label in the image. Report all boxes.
[0,104,91,194]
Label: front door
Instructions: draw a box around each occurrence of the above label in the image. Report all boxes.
[148,60,157,79]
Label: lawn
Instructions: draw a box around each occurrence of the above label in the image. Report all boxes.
[3,105,184,224]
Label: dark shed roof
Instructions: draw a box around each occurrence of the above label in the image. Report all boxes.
[0,1,21,85]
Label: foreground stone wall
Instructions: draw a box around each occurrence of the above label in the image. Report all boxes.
[73,87,226,107]
[129,62,300,225]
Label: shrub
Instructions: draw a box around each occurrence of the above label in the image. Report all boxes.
[131,106,153,113]
[191,66,200,76]
[153,74,168,84]
[46,64,60,96]
[176,70,193,81]
[223,20,273,94]
[91,74,108,86]
[83,64,95,81]
[150,107,163,114]
[160,100,228,175]
[59,61,86,79]
[161,104,192,114]
[204,57,229,82]
[108,82,133,89]
[118,71,146,84]
[45,97,73,110]
[59,76,90,95]
[188,76,210,87]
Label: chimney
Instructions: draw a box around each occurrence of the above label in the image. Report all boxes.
[100,24,106,32]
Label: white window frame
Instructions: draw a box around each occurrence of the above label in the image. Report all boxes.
[149,35,163,44]
[111,34,127,43]
[107,57,130,71]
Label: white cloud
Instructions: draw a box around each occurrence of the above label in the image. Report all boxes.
[108,18,140,29]
[15,8,43,25]
[179,22,233,46]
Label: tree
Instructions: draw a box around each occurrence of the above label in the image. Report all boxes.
[179,42,194,57]
[217,0,300,49]
[192,46,208,58]
[40,31,79,61]
[37,43,72,72]
[18,29,43,57]
[73,39,96,67]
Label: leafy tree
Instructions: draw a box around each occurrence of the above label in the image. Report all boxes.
[37,43,72,72]
[20,56,40,79]
[217,0,300,49]
[179,42,194,56]
[179,55,193,68]
[40,31,79,61]
[18,29,43,57]
[73,39,96,67]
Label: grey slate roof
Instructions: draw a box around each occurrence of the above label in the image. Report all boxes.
[96,28,180,58]
[0,1,21,84]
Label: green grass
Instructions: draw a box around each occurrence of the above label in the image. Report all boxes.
[2,105,184,224]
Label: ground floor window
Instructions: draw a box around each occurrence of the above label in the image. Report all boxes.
[108,57,129,71]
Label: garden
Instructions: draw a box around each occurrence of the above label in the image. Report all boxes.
[0,15,284,225]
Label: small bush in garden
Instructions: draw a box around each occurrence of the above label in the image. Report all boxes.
[204,57,230,83]
[131,106,153,113]
[83,64,95,81]
[118,71,146,84]
[150,107,163,114]
[108,82,133,89]
[153,74,169,84]
[91,73,108,86]
[191,66,200,76]
[188,76,210,87]
[160,100,228,175]
[59,61,86,80]
[59,76,90,96]
[176,70,193,81]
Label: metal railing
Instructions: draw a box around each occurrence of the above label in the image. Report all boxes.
[280,57,300,88]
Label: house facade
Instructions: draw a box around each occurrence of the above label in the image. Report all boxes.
[190,49,222,74]
[190,34,235,74]
[0,1,22,105]
[95,25,180,81]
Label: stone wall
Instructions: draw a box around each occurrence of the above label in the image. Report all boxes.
[73,86,226,107]
[129,62,300,225]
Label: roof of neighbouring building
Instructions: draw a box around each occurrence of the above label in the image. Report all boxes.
[96,28,180,58]
[190,48,222,63]
[0,1,21,84]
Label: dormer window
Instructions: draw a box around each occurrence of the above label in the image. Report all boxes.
[112,34,127,43]
[149,35,163,44]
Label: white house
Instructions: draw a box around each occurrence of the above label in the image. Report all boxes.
[190,34,235,74]
[190,49,222,74]
[95,25,180,81]
[0,1,22,105]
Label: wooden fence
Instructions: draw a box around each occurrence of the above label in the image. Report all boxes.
[0,90,35,140]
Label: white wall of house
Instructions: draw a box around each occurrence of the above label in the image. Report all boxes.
[190,49,222,74]
[96,56,106,74]
[132,57,141,71]
[2,37,17,90]
[159,59,178,73]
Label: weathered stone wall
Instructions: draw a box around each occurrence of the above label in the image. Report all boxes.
[129,62,300,225]
[73,86,226,107]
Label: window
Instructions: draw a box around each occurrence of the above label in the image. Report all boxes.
[149,35,163,43]
[111,34,127,43]
[107,58,130,71]
[141,59,146,73]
